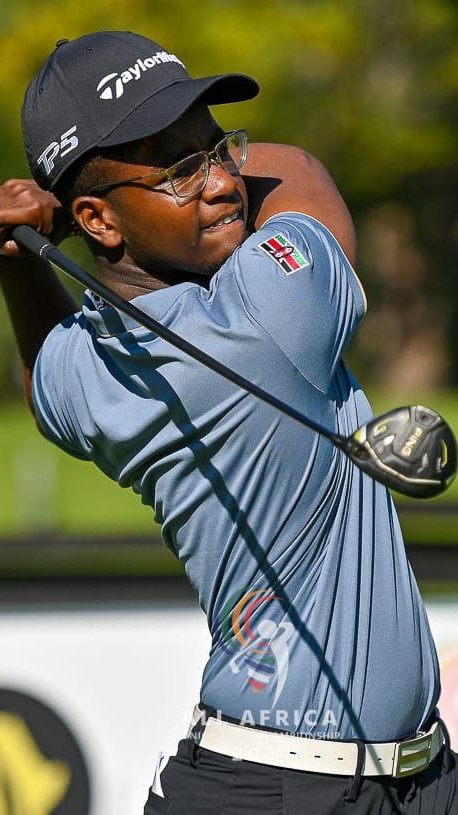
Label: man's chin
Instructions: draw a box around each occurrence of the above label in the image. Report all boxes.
[201,232,246,277]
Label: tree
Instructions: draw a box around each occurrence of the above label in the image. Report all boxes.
[1,0,458,396]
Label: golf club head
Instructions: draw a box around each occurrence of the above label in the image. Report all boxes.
[343,405,457,498]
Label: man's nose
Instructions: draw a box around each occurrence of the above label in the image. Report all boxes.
[202,161,238,199]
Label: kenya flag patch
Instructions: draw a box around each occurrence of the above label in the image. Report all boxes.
[258,233,309,274]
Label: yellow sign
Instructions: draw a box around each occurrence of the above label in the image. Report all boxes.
[0,712,70,815]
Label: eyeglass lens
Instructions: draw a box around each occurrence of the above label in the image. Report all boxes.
[170,131,247,199]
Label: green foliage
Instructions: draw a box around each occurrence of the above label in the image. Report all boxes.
[2,1,458,388]
[1,0,458,193]
[0,401,156,536]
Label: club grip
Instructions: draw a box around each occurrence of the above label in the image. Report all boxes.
[11,225,53,258]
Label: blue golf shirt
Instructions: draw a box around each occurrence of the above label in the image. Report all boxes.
[32,212,440,740]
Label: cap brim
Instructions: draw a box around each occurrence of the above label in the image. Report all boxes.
[98,74,259,148]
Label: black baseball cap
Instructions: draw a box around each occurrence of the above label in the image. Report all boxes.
[21,30,259,190]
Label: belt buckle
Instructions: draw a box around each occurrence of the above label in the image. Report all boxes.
[393,733,432,778]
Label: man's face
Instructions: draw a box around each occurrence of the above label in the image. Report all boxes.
[87,104,248,279]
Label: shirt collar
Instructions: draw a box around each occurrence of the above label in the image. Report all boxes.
[82,282,198,337]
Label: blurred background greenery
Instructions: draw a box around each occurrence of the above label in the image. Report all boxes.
[1,0,457,554]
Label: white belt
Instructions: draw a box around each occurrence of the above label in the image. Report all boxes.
[188,709,443,778]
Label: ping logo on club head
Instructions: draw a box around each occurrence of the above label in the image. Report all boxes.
[0,687,91,814]
[401,426,423,457]
[97,73,124,100]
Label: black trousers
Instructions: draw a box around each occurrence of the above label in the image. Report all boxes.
[144,738,458,815]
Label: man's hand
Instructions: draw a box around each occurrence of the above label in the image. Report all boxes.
[0,179,74,258]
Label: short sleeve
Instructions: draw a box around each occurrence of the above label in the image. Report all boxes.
[233,212,367,393]
[31,318,92,461]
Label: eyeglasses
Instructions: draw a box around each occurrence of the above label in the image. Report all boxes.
[89,129,248,202]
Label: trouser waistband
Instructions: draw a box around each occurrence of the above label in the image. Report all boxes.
[187,704,444,779]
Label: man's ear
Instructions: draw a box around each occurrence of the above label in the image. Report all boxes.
[72,196,123,249]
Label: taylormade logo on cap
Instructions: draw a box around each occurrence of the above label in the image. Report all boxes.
[96,51,186,100]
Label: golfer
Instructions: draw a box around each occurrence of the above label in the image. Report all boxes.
[0,30,456,814]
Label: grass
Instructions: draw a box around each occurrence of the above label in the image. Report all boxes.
[0,387,457,541]
[0,400,157,537]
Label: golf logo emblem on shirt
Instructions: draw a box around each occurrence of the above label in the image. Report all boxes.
[258,233,310,274]
[0,688,91,814]
[214,588,294,705]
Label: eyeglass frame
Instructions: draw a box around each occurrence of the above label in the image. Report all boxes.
[87,129,248,202]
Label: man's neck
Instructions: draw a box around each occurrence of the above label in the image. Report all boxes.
[96,257,210,302]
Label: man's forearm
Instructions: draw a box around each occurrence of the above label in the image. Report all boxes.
[0,177,79,407]
[0,255,77,406]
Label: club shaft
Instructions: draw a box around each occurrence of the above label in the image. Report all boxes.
[12,225,344,446]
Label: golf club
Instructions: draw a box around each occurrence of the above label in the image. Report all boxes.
[12,224,457,499]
